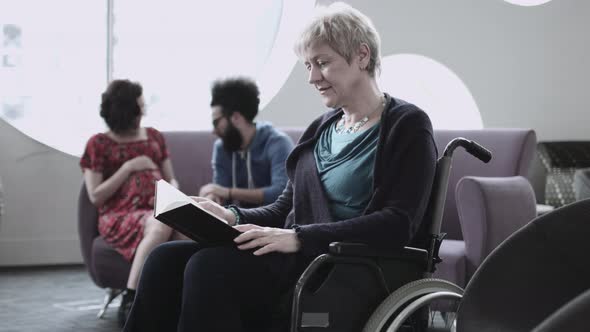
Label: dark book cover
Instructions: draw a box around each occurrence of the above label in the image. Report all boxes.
[154,180,241,245]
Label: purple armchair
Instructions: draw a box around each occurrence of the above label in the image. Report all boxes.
[78,128,535,317]
[432,129,537,288]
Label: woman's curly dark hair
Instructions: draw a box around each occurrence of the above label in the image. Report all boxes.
[210,77,259,122]
[100,79,143,133]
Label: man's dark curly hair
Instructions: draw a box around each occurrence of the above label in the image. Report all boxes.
[100,79,143,133]
[210,77,260,122]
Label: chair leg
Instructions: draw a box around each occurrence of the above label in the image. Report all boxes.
[97,288,123,319]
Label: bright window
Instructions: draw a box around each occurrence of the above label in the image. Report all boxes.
[0,0,106,156]
[113,0,314,134]
[0,0,314,156]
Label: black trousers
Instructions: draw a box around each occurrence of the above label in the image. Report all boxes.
[123,240,303,332]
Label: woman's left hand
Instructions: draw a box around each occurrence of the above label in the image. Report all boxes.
[234,224,301,255]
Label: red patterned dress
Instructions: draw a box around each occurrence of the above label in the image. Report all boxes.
[80,127,169,261]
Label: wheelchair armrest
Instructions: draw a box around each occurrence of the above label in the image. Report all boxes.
[328,242,428,266]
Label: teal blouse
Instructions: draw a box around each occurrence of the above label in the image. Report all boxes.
[314,121,380,221]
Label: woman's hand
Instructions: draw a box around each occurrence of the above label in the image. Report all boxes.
[125,156,158,173]
[234,224,301,256]
[189,196,236,225]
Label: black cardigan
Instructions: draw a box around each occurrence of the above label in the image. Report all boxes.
[239,94,437,256]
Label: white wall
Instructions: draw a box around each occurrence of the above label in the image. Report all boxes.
[0,0,589,266]
[0,119,82,265]
[262,0,590,142]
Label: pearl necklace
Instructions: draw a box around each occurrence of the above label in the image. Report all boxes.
[335,95,385,134]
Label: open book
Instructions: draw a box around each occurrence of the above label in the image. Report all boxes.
[154,179,241,245]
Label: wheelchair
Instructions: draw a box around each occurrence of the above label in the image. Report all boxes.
[287,138,492,332]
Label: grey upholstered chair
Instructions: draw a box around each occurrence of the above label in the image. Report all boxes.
[456,198,590,332]
[532,287,590,332]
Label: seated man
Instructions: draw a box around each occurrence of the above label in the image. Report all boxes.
[199,77,294,207]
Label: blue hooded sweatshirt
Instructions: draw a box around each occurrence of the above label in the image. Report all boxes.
[211,122,294,205]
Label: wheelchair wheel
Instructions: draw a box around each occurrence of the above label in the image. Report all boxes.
[362,278,463,332]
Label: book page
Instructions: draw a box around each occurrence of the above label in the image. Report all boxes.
[154,180,192,216]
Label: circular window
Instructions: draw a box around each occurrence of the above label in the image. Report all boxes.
[378,54,482,130]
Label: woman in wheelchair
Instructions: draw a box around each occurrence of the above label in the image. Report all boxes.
[124,3,437,331]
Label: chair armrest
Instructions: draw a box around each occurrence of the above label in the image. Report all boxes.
[329,242,428,266]
[456,176,536,278]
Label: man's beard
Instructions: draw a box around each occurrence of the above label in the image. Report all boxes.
[222,121,243,152]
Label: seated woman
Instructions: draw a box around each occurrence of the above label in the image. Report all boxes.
[80,79,186,326]
[124,3,437,332]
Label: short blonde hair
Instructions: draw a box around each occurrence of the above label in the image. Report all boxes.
[294,2,381,76]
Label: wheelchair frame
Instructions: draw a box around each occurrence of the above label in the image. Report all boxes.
[289,138,492,332]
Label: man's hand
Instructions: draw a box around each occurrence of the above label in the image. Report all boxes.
[199,183,230,201]
[234,224,301,256]
[189,196,236,225]
[203,193,223,204]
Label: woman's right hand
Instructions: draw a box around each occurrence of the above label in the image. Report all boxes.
[190,196,236,225]
[125,156,158,173]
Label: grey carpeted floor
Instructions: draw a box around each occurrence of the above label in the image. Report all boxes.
[0,265,459,331]
[0,265,121,332]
